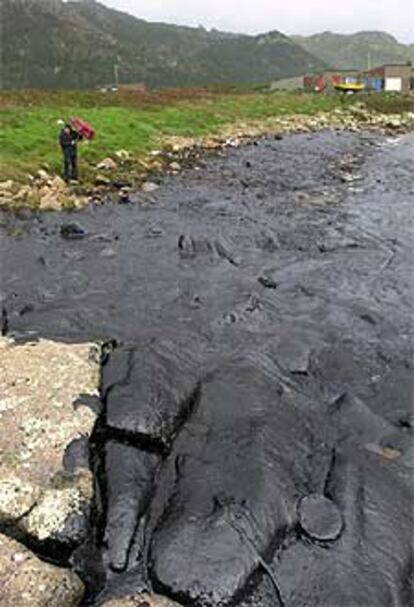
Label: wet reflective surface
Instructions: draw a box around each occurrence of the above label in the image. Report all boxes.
[1,131,413,605]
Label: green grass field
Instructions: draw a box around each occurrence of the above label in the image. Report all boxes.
[1,88,413,184]
[0,89,349,182]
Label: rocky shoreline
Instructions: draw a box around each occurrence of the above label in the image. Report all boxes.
[0,127,412,606]
[0,337,180,607]
[1,104,413,213]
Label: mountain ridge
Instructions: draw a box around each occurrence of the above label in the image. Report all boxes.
[2,1,412,90]
[1,0,325,89]
[292,31,414,70]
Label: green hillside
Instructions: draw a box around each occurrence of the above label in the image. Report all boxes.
[1,0,325,89]
[292,31,413,70]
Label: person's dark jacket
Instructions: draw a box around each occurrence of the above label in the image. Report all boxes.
[59,127,82,150]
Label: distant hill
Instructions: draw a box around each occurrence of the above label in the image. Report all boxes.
[1,0,325,90]
[292,31,414,70]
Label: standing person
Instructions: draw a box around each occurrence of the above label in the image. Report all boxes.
[59,122,82,182]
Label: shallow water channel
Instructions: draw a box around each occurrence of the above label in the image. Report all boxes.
[1,131,413,606]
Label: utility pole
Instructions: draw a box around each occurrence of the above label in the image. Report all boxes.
[367,52,371,71]
[113,63,120,88]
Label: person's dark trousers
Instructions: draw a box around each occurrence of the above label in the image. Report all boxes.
[63,147,78,180]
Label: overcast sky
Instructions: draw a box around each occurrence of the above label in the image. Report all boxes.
[103,0,414,43]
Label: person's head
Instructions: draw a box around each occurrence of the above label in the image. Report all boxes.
[64,124,71,134]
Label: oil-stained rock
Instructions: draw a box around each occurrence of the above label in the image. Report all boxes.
[60,223,87,240]
[271,449,414,607]
[104,344,201,449]
[103,442,160,572]
[149,362,331,605]
[297,494,343,542]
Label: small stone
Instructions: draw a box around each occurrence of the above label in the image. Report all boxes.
[0,180,15,192]
[100,592,181,606]
[114,149,131,161]
[37,169,51,181]
[60,223,87,240]
[365,443,401,460]
[225,138,241,147]
[386,117,403,129]
[19,480,91,544]
[169,161,181,171]
[142,181,159,193]
[96,157,117,171]
[146,226,164,238]
[100,248,117,258]
[0,534,84,606]
[71,196,88,210]
[298,494,344,542]
[13,186,33,202]
[258,276,278,289]
[118,190,131,204]
[39,185,52,198]
[39,192,63,211]
[95,174,111,186]
[178,234,196,258]
[112,180,131,190]
[47,175,67,191]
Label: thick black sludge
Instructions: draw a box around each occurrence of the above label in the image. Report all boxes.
[147,361,332,605]
[1,132,413,606]
[103,341,202,450]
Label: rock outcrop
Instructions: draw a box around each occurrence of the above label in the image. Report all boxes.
[0,533,84,606]
[0,171,87,211]
[101,593,181,607]
[0,338,100,554]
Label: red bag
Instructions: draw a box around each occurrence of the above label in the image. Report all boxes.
[70,117,95,140]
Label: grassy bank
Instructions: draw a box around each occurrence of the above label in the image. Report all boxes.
[1,88,413,187]
[0,89,351,183]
